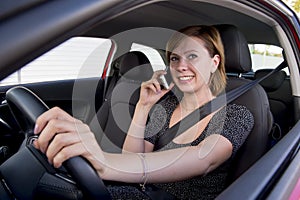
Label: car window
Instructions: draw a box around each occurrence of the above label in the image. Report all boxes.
[249,44,287,74]
[0,37,112,86]
[130,43,287,75]
[130,43,166,71]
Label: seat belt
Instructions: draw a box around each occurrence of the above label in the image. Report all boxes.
[154,61,287,151]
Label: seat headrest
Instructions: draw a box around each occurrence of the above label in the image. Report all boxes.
[215,24,252,73]
[118,51,153,82]
[255,69,287,92]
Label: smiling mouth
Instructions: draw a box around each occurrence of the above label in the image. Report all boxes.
[178,75,194,81]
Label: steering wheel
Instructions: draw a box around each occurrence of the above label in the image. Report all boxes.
[4,86,111,200]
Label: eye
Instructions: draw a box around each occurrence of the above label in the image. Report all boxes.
[170,55,179,62]
[187,53,197,60]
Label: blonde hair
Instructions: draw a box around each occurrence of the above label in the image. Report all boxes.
[166,25,227,96]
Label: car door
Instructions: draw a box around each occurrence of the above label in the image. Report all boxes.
[0,36,114,160]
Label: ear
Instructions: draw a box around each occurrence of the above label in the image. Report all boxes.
[211,54,220,73]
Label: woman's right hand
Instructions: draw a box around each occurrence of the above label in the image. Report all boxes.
[138,70,174,109]
[123,70,174,153]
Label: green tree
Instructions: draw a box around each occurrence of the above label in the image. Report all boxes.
[294,0,300,13]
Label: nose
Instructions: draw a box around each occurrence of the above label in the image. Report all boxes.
[173,57,189,72]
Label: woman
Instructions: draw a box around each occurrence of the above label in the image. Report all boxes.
[33,25,254,199]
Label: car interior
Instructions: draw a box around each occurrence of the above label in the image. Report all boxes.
[89,24,276,185]
[0,0,298,199]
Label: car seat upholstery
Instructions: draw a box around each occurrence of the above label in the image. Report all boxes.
[90,51,153,153]
[215,24,274,182]
[255,69,293,135]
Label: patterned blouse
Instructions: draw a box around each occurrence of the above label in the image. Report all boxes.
[144,93,254,199]
[107,92,254,200]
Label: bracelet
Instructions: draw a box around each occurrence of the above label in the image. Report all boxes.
[137,153,148,191]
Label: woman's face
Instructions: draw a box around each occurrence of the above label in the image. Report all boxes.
[169,36,220,94]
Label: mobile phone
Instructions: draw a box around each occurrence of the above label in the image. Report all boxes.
[158,74,170,90]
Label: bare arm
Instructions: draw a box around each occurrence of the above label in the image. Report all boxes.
[102,134,232,183]
[34,107,232,184]
[122,103,152,153]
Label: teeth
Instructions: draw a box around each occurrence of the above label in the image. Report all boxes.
[179,76,194,81]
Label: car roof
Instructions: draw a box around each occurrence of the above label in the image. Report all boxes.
[0,0,298,80]
[85,0,280,45]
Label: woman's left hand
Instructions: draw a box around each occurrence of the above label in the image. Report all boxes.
[33,107,105,170]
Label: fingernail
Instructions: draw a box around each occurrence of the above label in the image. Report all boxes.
[34,124,39,134]
[39,145,44,153]
[54,163,61,168]
[33,140,37,148]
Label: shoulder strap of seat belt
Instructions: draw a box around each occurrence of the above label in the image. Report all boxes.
[154,61,287,151]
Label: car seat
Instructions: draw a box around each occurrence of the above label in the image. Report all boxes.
[215,24,274,183]
[89,51,153,153]
[255,69,293,135]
